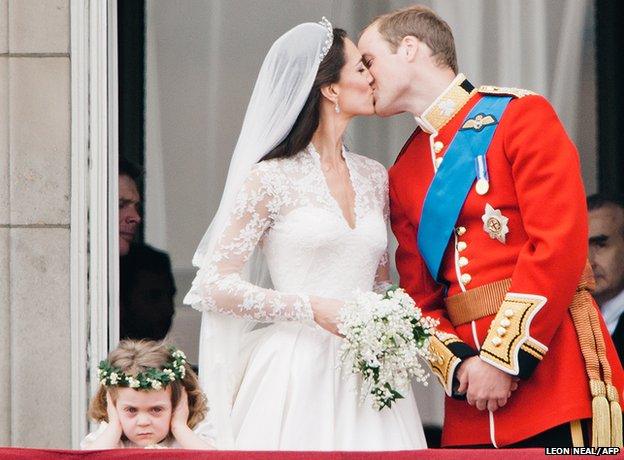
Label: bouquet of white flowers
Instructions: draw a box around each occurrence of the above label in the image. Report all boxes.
[338,286,438,411]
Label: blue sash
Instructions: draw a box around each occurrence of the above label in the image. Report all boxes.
[417,95,512,281]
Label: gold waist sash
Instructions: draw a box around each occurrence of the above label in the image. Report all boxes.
[445,278,511,326]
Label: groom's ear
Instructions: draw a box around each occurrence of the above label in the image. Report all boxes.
[399,35,421,62]
[320,84,339,104]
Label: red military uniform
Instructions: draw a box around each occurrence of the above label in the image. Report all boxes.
[389,74,624,447]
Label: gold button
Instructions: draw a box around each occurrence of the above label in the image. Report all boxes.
[504,309,514,318]
[457,241,467,252]
[458,256,469,267]
[433,141,444,153]
[500,318,511,327]
[456,226,467,236]
[496,327,506,336]
[460,273,472,285]
[434,157,443,169]
[492,337,502,346]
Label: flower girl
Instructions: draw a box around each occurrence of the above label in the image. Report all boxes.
[81,340,215,449]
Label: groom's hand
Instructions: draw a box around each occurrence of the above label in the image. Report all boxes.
[456,356,518,412]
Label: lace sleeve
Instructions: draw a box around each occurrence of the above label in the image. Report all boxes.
[373,162,392,294]
[189,164,313,322]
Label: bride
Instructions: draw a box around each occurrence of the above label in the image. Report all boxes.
[184,18,426,451]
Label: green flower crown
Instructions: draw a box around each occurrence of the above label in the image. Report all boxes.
[97,346,187,391]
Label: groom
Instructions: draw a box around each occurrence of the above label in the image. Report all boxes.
[359,5,624,448]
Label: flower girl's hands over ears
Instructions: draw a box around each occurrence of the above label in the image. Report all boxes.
[171,387,190,433]
[310,297,345,336]
[105,392,122,433]
[170,387,215,449]
[84,392,123,449]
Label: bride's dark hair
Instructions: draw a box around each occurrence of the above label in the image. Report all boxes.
[260,28,347,162]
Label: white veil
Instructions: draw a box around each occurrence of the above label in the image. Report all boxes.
[183,19,334,448]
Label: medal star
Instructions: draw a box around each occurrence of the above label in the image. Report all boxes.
[482,203,509,244]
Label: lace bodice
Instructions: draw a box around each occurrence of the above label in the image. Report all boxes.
[185,144,390,322]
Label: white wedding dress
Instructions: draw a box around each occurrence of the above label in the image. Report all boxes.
[187,144,426,450]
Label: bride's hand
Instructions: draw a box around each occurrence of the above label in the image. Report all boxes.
[310,297,344,336]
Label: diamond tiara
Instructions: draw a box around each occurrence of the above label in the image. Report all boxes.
[318,16,334,62]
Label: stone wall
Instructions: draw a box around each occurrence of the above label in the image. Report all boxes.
[0,0,71,448]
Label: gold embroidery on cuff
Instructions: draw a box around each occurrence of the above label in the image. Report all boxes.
[520,343,543,360]
[524,336,548,356]
[428,334,461,396]
[480,292,548,375]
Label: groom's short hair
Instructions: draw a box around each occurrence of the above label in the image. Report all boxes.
[371,5,457,73]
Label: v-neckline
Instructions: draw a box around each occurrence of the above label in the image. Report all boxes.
[307,143,358,230]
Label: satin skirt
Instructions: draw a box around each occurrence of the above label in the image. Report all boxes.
[230,321,427,451]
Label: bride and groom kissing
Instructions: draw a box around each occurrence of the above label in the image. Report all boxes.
[184,4,624,450]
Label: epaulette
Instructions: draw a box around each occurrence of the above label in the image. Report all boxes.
[478,85,536,98]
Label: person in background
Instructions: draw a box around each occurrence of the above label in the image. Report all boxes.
[588,194,624,364]
[119,158,176,341]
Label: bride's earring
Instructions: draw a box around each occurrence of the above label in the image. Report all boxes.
[334,102,340,114]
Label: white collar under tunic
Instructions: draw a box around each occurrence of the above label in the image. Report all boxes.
[602,288,624,335]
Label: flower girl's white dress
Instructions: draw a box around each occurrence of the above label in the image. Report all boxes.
[186,145,427,450]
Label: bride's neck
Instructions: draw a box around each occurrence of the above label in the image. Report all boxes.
[311,104,349,166]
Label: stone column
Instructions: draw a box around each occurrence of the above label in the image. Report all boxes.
[0,0,10,447]
[1,0,71,448]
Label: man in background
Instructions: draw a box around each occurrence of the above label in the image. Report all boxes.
[588,194,624,364]
[119,158,176,341]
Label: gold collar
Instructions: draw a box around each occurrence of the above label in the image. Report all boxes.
[415,73,476,134]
